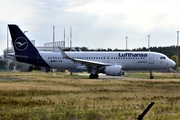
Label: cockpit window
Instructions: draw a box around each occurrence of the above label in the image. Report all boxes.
[160,56,166,59]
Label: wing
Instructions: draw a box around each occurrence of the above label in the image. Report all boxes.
[58,47,111,67]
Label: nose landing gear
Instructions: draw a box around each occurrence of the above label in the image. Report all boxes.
[149,71,154,79]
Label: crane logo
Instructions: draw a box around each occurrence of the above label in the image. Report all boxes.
[14,37,28,51]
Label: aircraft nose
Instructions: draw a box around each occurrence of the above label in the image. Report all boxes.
[170,60,176,67]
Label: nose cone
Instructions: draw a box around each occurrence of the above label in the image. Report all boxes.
[169,60,176,68]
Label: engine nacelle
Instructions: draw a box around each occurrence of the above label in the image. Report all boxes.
[105,65,122,76]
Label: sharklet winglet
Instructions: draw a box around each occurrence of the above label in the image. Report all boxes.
[58,46,75,61]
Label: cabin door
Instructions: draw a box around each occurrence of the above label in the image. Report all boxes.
[149,53,154,65]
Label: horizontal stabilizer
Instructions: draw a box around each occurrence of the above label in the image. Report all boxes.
[6,53,28,58]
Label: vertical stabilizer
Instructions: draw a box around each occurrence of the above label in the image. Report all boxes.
[7,24,50,68]
[8,24,38,54]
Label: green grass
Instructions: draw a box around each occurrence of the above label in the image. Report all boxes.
[0,71,180,119]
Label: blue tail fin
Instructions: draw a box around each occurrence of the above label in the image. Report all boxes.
[8,24,51,68]
[8,24,38,53]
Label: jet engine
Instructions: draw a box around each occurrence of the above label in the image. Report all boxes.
[105,65,122,76]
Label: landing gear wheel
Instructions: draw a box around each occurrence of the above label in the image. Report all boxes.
[89,73,99,79]
[150,76,154,79]
[89,74,94,79]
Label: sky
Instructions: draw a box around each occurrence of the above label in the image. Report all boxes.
[0,0,180,55]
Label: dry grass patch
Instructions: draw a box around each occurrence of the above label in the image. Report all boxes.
[0,82,81,91]
[0,71,180,119]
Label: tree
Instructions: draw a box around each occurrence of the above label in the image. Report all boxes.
[28,65,41,71]
[16,62,24,71]
[28,65,34,71]
[81,47,89,51]
[171,55,179,71]
[9,62,15,71]
[107,48,112,51]
[0,60,7,71]
[9,62,24,71]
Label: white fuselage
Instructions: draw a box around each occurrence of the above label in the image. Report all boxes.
[38,51,175,70]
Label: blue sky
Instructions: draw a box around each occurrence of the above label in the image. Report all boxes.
[0,0,180,55]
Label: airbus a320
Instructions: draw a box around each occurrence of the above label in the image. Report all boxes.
[6,24,175,79]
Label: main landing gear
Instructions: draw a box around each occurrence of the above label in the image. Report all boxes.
[89,73,99,79]
[149,70,154,79]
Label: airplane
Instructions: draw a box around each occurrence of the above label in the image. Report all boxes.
[6,24,175,79]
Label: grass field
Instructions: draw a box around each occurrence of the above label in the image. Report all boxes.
[0,71,180,120]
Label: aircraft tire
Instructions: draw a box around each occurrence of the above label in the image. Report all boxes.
[89,73,99,79]
[150,76,154,79]
[89,74,93,79]
[94,73,99,79]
